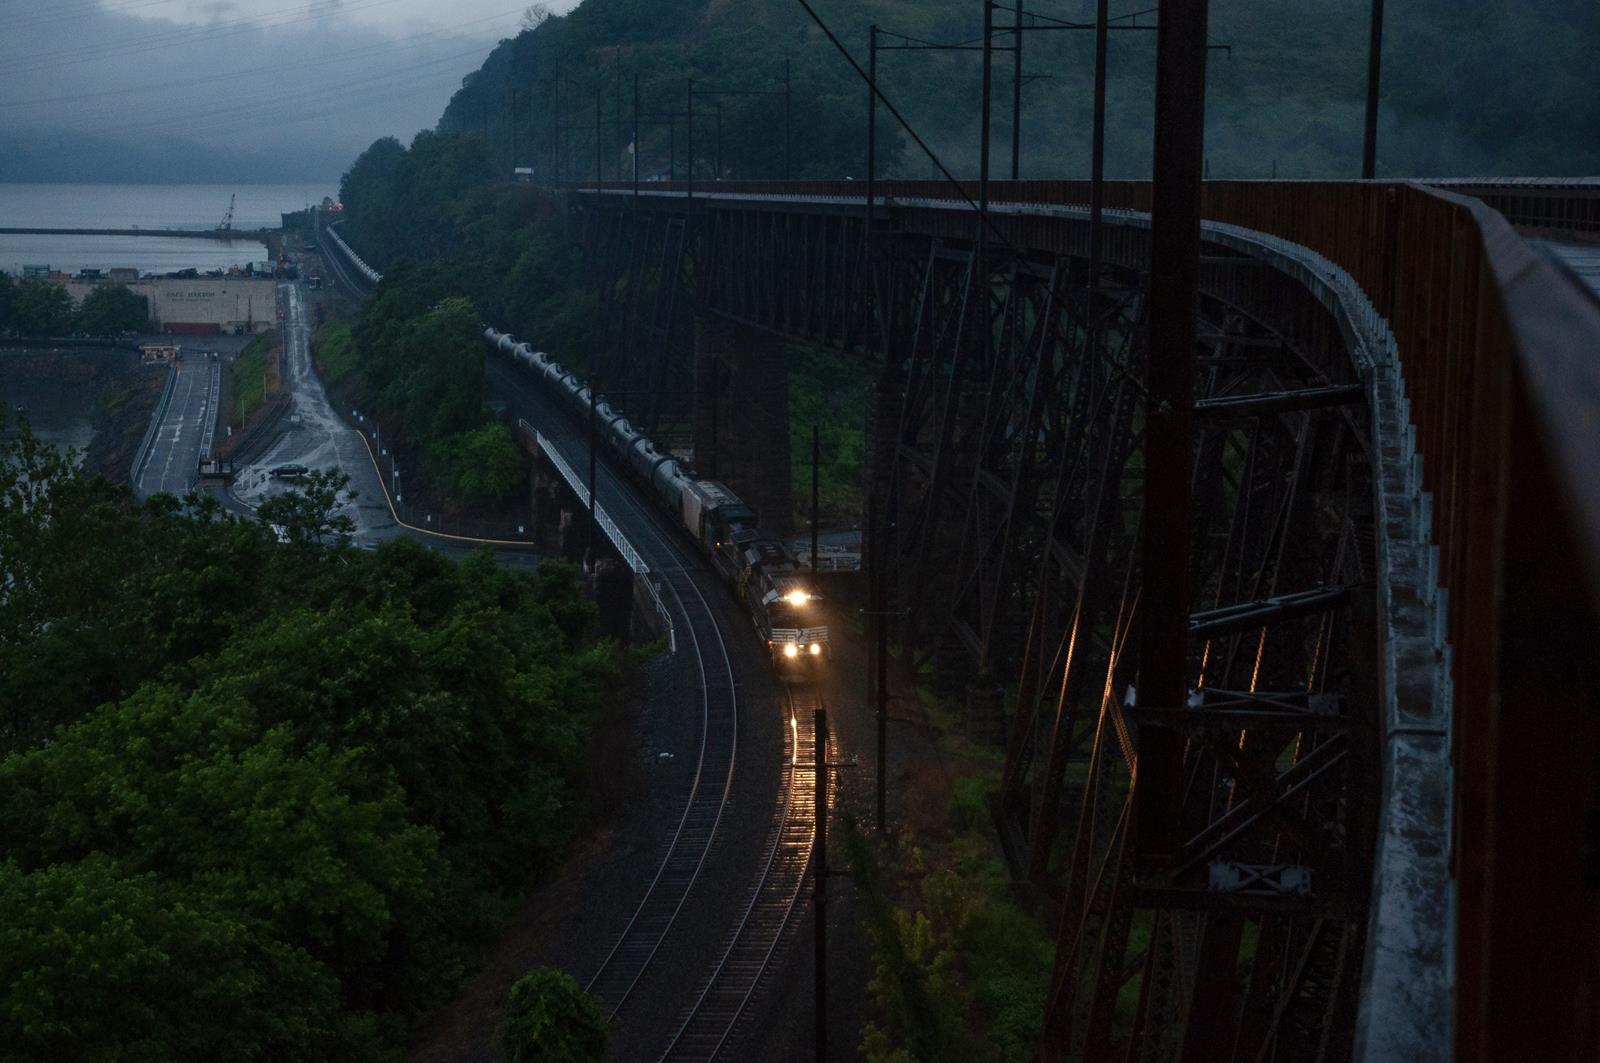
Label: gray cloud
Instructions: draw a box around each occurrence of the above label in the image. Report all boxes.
[0,0,575,177]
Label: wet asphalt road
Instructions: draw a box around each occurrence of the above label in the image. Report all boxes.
[228,281,397,544]
[134,355,218,499]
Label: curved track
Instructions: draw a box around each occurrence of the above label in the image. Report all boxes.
[582,557,739,1018]
[321,226,798,1057]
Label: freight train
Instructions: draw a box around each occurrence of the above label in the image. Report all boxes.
[486,328,830,670]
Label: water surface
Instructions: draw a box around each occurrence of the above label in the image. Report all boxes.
[0,182,334,275]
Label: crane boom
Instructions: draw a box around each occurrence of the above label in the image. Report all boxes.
[216,193,235,232]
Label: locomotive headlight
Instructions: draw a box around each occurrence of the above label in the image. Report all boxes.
[783,643,799,658]
[786,590,808,607]
[809,642,822,655]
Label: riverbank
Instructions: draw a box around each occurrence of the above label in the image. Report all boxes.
[0,346,165,480]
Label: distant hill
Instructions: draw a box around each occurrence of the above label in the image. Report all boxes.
[433,0,1600,182]
[0,128,350,184]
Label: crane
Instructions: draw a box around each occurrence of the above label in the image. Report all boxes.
[216,193,235,232]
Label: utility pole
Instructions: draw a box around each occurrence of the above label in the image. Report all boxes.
[1362,0,1385,179]
[1088,0,1109,345]
[866,25,877,230]
[687,77,695,200]
[1010,0,1023,180]
[708,354,718,478]
[616,48,624,182]
[1136,0,1208,878]
[587,380,598,566]
[979,0,994,218]
[874,498,889,834]
[595,82,603,188]
[813,706,828,1063]
[633,72,640,198]
[554,64,563,183]
[714,102,723,180]
[785,58,793,179]
[811,425,820,575]
[510,87,518,171]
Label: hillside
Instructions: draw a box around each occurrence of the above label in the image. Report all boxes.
[433,0,1600,183]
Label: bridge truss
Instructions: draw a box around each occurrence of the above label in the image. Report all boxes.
[569,185,1382,1061]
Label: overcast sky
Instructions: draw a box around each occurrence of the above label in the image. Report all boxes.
[0,0,580,174]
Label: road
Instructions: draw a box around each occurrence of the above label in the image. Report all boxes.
[134,355,219,499]
[229,280,396,544]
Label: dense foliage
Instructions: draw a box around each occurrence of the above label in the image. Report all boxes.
[501,967,609,1063]
[0,426,618,1061]
[0,275,149,337]
[334,132,602,505]
[74,284,151,335]
[846,778,1052,1063]
[439,0,1599,182]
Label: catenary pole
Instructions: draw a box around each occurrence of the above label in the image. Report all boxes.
[1010,0,1023,179]
[814,706,828,1063]
[1088,0,1109,350]
[1136,0,1208,878]
[1362,0,1385,178]
[811,425,820,575]
[866,25,877,232]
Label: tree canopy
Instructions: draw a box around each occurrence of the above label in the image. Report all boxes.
[428,0,1599,183]
[0,424,619,1061]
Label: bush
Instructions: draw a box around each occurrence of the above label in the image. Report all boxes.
[500,968,607,1063]
[431,421,525,504]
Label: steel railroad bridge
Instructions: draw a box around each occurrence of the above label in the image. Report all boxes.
[556,176,1599,1063]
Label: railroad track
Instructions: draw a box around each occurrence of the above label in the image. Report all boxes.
[483,351,819,1059]
[657,684,829,1062]
[583,560,740,1018]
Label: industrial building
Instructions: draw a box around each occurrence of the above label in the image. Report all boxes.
[60,275,276,335]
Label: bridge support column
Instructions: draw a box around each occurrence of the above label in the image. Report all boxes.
[694,313,793,533]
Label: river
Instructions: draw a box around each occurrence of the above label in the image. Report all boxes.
[0,182,336,275]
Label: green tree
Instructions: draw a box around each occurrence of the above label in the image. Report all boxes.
[12,279,75,336]
[257,468,356,546]
[500,967,608,1063]
[391,296,487,444]
[432,421,525,503]
[75,284,150,335]
[0,271,14,333]
[0,856,355,1063]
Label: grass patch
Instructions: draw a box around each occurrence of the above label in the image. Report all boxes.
[314,321,356,386]
[231,331,275,424]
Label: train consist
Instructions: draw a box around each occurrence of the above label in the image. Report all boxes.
[485,328,830,670]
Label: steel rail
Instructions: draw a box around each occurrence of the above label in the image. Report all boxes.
[658,684,821,1062]
[486,356,743,1024]
[582,560,733,1018]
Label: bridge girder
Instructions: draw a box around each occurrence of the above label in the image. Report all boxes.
[570,189,1379,1063]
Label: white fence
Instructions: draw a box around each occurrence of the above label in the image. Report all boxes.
[526,420,676,654]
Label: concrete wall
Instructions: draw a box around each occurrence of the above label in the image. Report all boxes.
[62,277,277,334]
